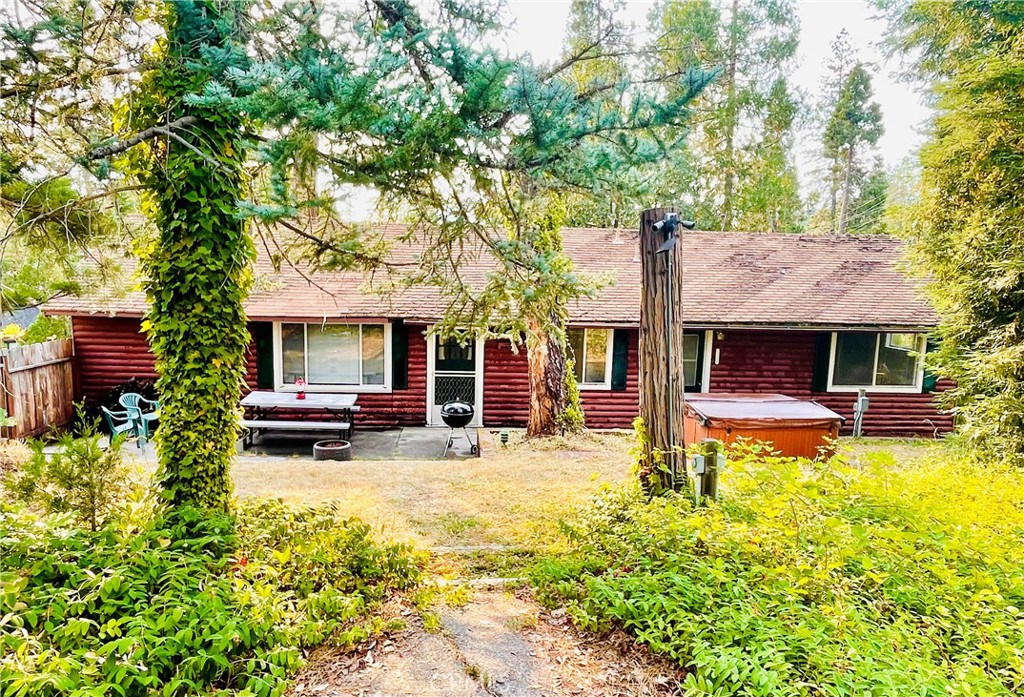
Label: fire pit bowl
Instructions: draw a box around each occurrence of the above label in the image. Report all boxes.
[313,440,352,461]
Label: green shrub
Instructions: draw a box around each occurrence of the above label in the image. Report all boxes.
[0,500,421,697]
[20,313,71,344]
[533,446,1024,696]
[4,421,131,531]
[557,357,585,434]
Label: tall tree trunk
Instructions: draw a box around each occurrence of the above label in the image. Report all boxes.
[829,170,839,232]
[526,314,568,437]
[721,0,740,232]
[637,207,687,494]
[146,0,252,513]
[838,142,855,235]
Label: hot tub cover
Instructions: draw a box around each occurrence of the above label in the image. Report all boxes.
[684,393,844,429]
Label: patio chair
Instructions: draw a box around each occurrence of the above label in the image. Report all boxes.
[119,393,159,442]
[101,407,141,448]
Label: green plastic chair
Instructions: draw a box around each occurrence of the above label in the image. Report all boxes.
[101,407,141,448]
[118,393,159,441]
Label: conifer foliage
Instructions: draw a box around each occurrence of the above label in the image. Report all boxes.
[2,0,715,503]
[886,1,1024,464]
[653,0,803,232]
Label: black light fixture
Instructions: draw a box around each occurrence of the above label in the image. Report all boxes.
[653,212,696,254]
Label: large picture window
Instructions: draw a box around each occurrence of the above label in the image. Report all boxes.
[829,331,924,392]
[567,328,612,388]
[277,322,389,390]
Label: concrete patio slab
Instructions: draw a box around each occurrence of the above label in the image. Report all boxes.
[103,426,480,463]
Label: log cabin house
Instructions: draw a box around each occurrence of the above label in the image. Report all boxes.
[44,226,952,437]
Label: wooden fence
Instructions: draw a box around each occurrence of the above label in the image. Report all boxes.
[0,339,74,438]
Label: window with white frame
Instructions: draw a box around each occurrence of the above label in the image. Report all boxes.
[278,323,388,389]
[830,331,924,391]
[567,328,612,387]
[682,333,700,388]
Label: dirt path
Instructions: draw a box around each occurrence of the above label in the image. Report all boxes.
[288,587,684,697]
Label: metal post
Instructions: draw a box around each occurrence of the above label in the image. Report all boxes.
[699,438,720,502]
[852,388,868,437]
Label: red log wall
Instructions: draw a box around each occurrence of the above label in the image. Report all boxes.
[481,338,528,426]
[709,330,954,437]
[70,316,429,427]
[71,316,157,399]
[481,330,640,430]
[69,318,952,436]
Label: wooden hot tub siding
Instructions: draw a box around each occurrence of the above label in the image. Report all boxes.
[68,318,952,436]
[684,417,842,460]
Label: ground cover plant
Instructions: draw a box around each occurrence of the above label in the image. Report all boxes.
[0,496,420,697]
[532,443,1024,696]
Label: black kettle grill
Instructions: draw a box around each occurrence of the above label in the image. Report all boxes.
[440,400,477,456]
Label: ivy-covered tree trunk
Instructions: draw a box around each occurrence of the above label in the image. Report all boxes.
[144,0,253,512]
[526,315,568,437]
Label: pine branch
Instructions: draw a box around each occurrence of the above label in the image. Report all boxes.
[0,65,139,99]
[274,218,411,270]
[85,115,198,160]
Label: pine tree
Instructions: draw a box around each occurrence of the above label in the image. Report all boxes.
[559,0,638,229]
[884,0,1024,463]
[407,1,713,438]
[652,0,802,232]
[824,64,884,235]
[846,163,888,235]
[816,30,857,230]
[2,0,715,494]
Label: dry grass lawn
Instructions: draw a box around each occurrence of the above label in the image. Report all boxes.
[228,431,947,558]
[231,430,635,552]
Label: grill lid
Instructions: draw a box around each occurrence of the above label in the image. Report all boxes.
[441,400,474,417]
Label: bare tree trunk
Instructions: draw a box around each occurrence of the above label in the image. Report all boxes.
[721,0,740,232]
[526,314,568,437]
[637,208,687,494]
[838,142,855,234]
[829,173,838,232]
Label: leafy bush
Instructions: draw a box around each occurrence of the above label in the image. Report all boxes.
[557,357,585,434]
[0,407,16,429]
[20,313,70,344]
[4,420,131,531]
[533,445,1024,696]
[0,500,420,697]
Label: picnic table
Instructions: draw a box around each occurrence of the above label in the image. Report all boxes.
[240,392,360,448]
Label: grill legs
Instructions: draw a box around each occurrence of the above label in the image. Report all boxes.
[443,426,478,457]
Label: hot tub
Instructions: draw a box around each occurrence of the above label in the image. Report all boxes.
[684,393,844,459]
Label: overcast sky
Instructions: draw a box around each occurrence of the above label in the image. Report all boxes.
[502,0,930,186]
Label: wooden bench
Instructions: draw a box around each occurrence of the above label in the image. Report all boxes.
[241,419,352,449]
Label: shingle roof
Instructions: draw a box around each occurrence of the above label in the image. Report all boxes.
[43,226,938,329]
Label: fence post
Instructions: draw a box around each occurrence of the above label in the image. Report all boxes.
[0,346,13,440]
[698,438,721,503]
